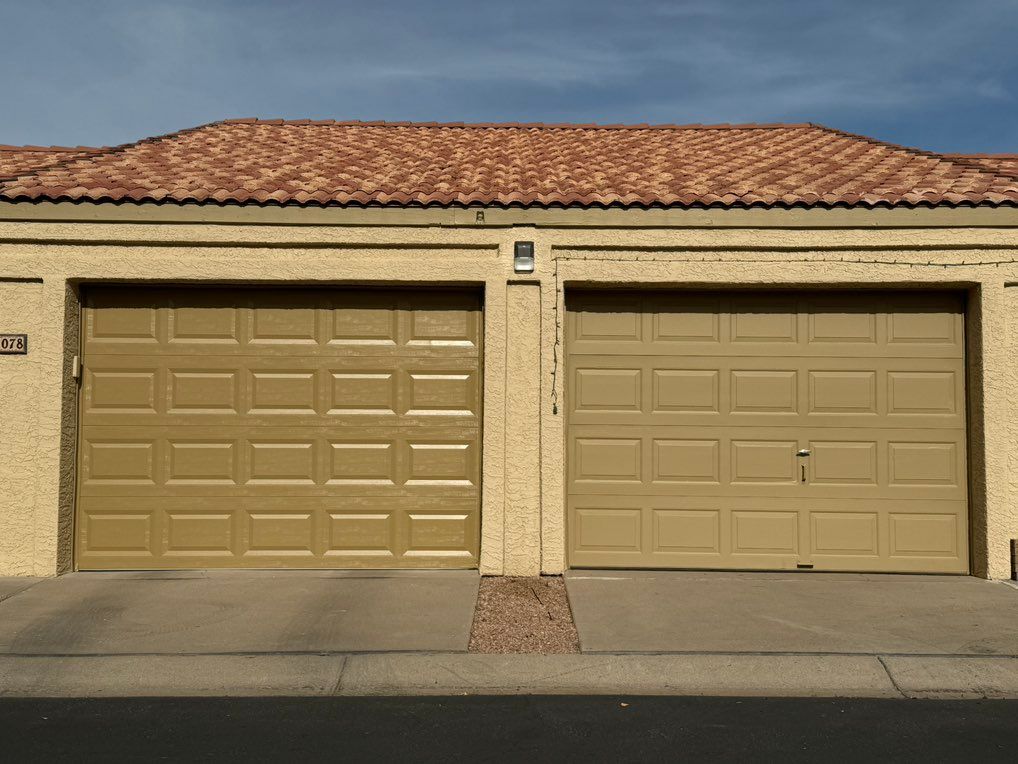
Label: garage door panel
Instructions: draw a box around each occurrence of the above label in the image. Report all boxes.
[164,508,240,557]
[807,441,878,485]
[78,287,481,570]
[729,296,799,344]
[85,291,162,346]
[810,511,880,556]
[83,355,480,428]
[167,440,239,485]
[887,370,962,415]
[652,439,721,484]
[808,370,878,415]
[400,358,482,422]
[167,295,243,346]
[647,294,722,344]
[328,364,399,419]
[325,293,399,347]
[567,289,968,573]
[568,424,965,500]
[85,367,160,415]
[804,299,880,345]
[325,509,399,559]
[569,354,964,429]
[568,496,967,573]
[571,502,644,558]
[652,368,720,413]
[77,495,478,570]
[79,506,156,558]
[730,370,798,413]
[885,293,964,342]
[731,510,799,555]
[80,425,480,498]
[169,368,243,415]
[247,295,321,346]
[405,299,482,350]
[84,288,482,357]
[82,438,159,486]
[568,291,963,360]
[653,508,721,555]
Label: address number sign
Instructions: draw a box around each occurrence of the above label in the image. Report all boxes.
[0,334,28,355]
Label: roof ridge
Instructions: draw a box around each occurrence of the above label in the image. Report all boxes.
[220,117,817,131]
[943,152,1018,159]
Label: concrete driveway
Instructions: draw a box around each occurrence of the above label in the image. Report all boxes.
[565,571,1018,655]
[0,570,479,655]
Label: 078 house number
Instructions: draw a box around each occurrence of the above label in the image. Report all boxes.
[0,334,28,355]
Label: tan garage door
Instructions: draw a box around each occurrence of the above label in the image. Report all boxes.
[567,290,968,573]
[76,286,481,570]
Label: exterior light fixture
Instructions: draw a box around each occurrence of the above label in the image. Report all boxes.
[514,241,535,273]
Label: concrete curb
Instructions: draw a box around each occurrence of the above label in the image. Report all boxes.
[337,654,899,697]
[3,652,1018,698]
[0,655,346,697]
[881,656,1018,699]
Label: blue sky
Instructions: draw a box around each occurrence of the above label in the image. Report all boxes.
[2,1,1016,153]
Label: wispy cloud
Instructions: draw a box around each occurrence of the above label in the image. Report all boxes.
[1,0,1015,151]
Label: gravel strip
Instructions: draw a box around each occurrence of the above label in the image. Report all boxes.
[469,576,580,654]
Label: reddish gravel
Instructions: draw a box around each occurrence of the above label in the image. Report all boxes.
[469,576,580,654]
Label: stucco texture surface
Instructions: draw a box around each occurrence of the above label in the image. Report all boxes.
[0,280,43,575]
[1007,286,1018,567]
[0,212,1016,578]
[504,283,542,575]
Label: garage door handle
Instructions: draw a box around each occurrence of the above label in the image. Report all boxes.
[797,449,811,457]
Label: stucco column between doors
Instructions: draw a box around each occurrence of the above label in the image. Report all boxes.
[503,281,542,575]
[975,280,1011,579]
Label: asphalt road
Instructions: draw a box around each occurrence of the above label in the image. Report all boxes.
[1,696,1016,762]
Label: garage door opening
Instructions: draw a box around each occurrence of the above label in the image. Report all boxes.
[76,286,482,570]
[566,289,969,574]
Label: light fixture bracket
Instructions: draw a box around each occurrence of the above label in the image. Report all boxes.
[514,241,535,273]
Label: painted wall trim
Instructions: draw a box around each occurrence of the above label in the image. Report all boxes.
[3,200,1018,229]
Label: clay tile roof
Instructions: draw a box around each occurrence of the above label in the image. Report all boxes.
[941,154,1018,180]
[1,120,1016,210]
[0,144,104,179]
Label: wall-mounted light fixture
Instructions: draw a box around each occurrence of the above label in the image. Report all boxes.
[514,241,535,273]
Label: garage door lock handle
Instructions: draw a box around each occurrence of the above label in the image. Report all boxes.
[796,449,811,457]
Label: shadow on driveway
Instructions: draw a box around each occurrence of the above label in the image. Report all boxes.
[0,570,479,655]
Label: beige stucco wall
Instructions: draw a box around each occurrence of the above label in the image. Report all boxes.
[504,282,543,575]
[0,278,43,575]
[0,208,1016,579]
[1006,284,1018,575]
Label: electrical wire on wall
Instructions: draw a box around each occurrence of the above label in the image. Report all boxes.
[550,260,562,415]
[547,251,1018,413]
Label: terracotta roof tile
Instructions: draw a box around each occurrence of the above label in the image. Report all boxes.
[0,144,103,178]
[0,120,1016,209]
[942,153,1018,180]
